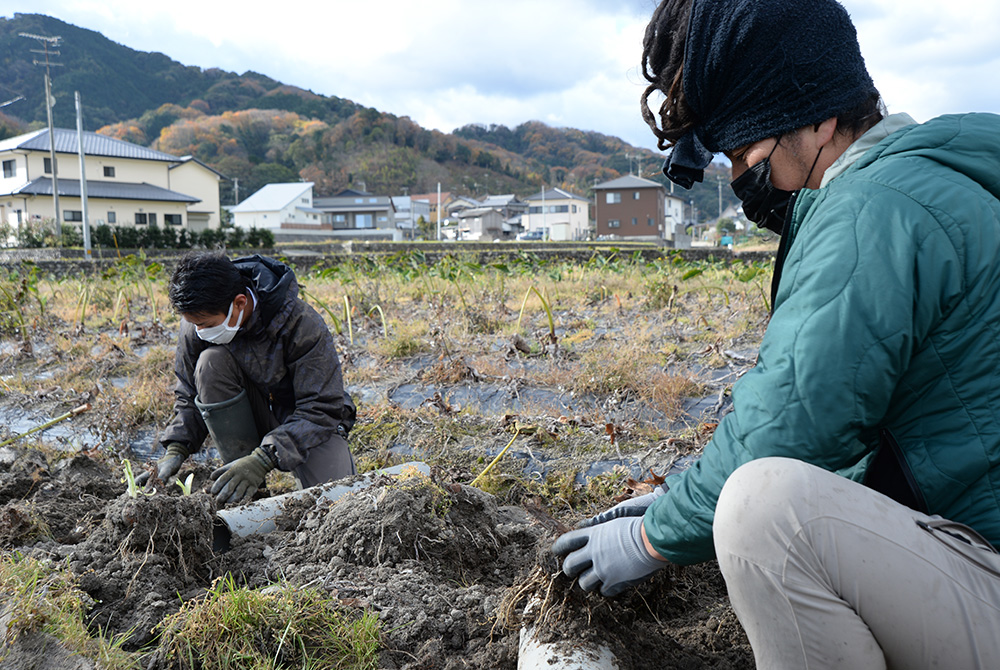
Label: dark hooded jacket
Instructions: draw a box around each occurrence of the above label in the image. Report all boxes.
[160,255,355,471]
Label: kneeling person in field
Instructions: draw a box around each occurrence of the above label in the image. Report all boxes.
[137,252,356,504]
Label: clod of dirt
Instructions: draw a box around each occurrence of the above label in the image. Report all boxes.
[66,493,216,648]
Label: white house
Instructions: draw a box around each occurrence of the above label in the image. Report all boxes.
[0,128,224,233]
[522,187,591,241]
[665,193,690,247]
[230,182,321,231]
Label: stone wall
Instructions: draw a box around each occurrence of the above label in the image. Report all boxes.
[0,243,776,278]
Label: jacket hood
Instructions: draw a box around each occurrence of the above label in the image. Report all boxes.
[854,113,1000,202]
[233,255,297,324]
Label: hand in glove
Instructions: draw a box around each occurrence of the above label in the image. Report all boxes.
[577,485,668,528]
[210,447,275,505]
[552,516,666,597]
[135,442,189,487]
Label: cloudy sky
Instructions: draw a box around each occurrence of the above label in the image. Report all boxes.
[13,0,1000,154]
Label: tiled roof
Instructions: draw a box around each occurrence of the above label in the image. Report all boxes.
[0,128,181,162]
[13,177,199,203]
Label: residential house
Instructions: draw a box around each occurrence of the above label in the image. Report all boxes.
[522,188,591,241]
[168,157,227,231]
[314,189,396,239]
[230,182,322,232]
[593,174,666,240]
[232,184,400,241]
[444,195,481,220]
[0,128,224,234]
[391,195,431,239]
[410,190,454,225]
[664,193,690,248]
[478,194,527,219]
[454,207,505,241]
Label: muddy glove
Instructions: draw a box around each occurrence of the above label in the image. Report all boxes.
[577,485,668,528]
[210,447,275,505]
[135,442,189,487]
[552,516,666,597]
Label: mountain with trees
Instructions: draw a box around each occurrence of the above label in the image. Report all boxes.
[0,12,737,222]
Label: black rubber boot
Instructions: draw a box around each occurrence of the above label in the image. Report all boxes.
[195,389,261,463]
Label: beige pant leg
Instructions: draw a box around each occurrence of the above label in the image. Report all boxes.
[714,457,1000,670]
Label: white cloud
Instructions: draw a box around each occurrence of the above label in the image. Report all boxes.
[16,0,1000,152]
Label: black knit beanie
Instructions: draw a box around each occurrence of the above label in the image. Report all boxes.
[663,0,878,188]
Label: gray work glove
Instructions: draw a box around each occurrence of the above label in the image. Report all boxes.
[210,446,275,506]
[135,442,190,487]
[577,485,668,528]
[552,516,666,597]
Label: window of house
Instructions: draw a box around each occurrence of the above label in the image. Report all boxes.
[606,193,621,204]
[631,217,638,226]
[572,205,577,213]
[104,166,116,178]
[608,219,621,228]
[164,214,182,226]
[633,191,641,200]
[301,197,309,204]
[648,217,656,226]
[148,213,157,225]
[377,215,388,223]
[107,211,117,224]
[64,210,83,222]
[333,214,346,222]
[356,213,374,229]
[2,160,15,178]
[135,213,148,225]
[44,157,57,174]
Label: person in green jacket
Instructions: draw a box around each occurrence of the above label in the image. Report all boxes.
[553,0,1000,667]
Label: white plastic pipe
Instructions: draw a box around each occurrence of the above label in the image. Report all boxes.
[518,625,620,670]
[517,596,621,669]
[213,461,430,550]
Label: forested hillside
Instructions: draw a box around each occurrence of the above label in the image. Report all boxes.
[0,12,736,219]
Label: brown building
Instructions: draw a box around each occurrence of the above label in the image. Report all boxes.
[593,174,666,240]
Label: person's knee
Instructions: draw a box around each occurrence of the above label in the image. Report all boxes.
[194,346,240,401]
[714,457,818,562]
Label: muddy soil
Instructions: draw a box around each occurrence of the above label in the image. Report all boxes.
[0,262,765,668]
[0,442,752,669]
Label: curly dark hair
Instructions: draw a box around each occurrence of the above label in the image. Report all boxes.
[640,0,698,151]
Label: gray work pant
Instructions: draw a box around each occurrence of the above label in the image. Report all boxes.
[714,457,1000,670]
[194,346,355,488]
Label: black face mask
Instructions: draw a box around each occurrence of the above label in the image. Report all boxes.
[730,154,794,235]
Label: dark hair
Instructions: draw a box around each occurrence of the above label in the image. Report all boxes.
[640,0,697,151]
[168,252,247,315]
[835,91,886,138]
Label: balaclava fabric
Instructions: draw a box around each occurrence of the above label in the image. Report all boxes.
[663,0,878,188]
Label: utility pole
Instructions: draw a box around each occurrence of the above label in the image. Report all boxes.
[20,32,63,244]
[75,91,91,258]
[717,174,723,218]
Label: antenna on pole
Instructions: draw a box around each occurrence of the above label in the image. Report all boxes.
[20,32,64,245]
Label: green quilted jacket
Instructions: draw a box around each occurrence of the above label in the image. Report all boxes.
[645,113,1000,565]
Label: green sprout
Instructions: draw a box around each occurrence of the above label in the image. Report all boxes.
[121,459,154,498]
[175,473,195,496]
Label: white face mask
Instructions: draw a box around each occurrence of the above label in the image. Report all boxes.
[195,299,243,345]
